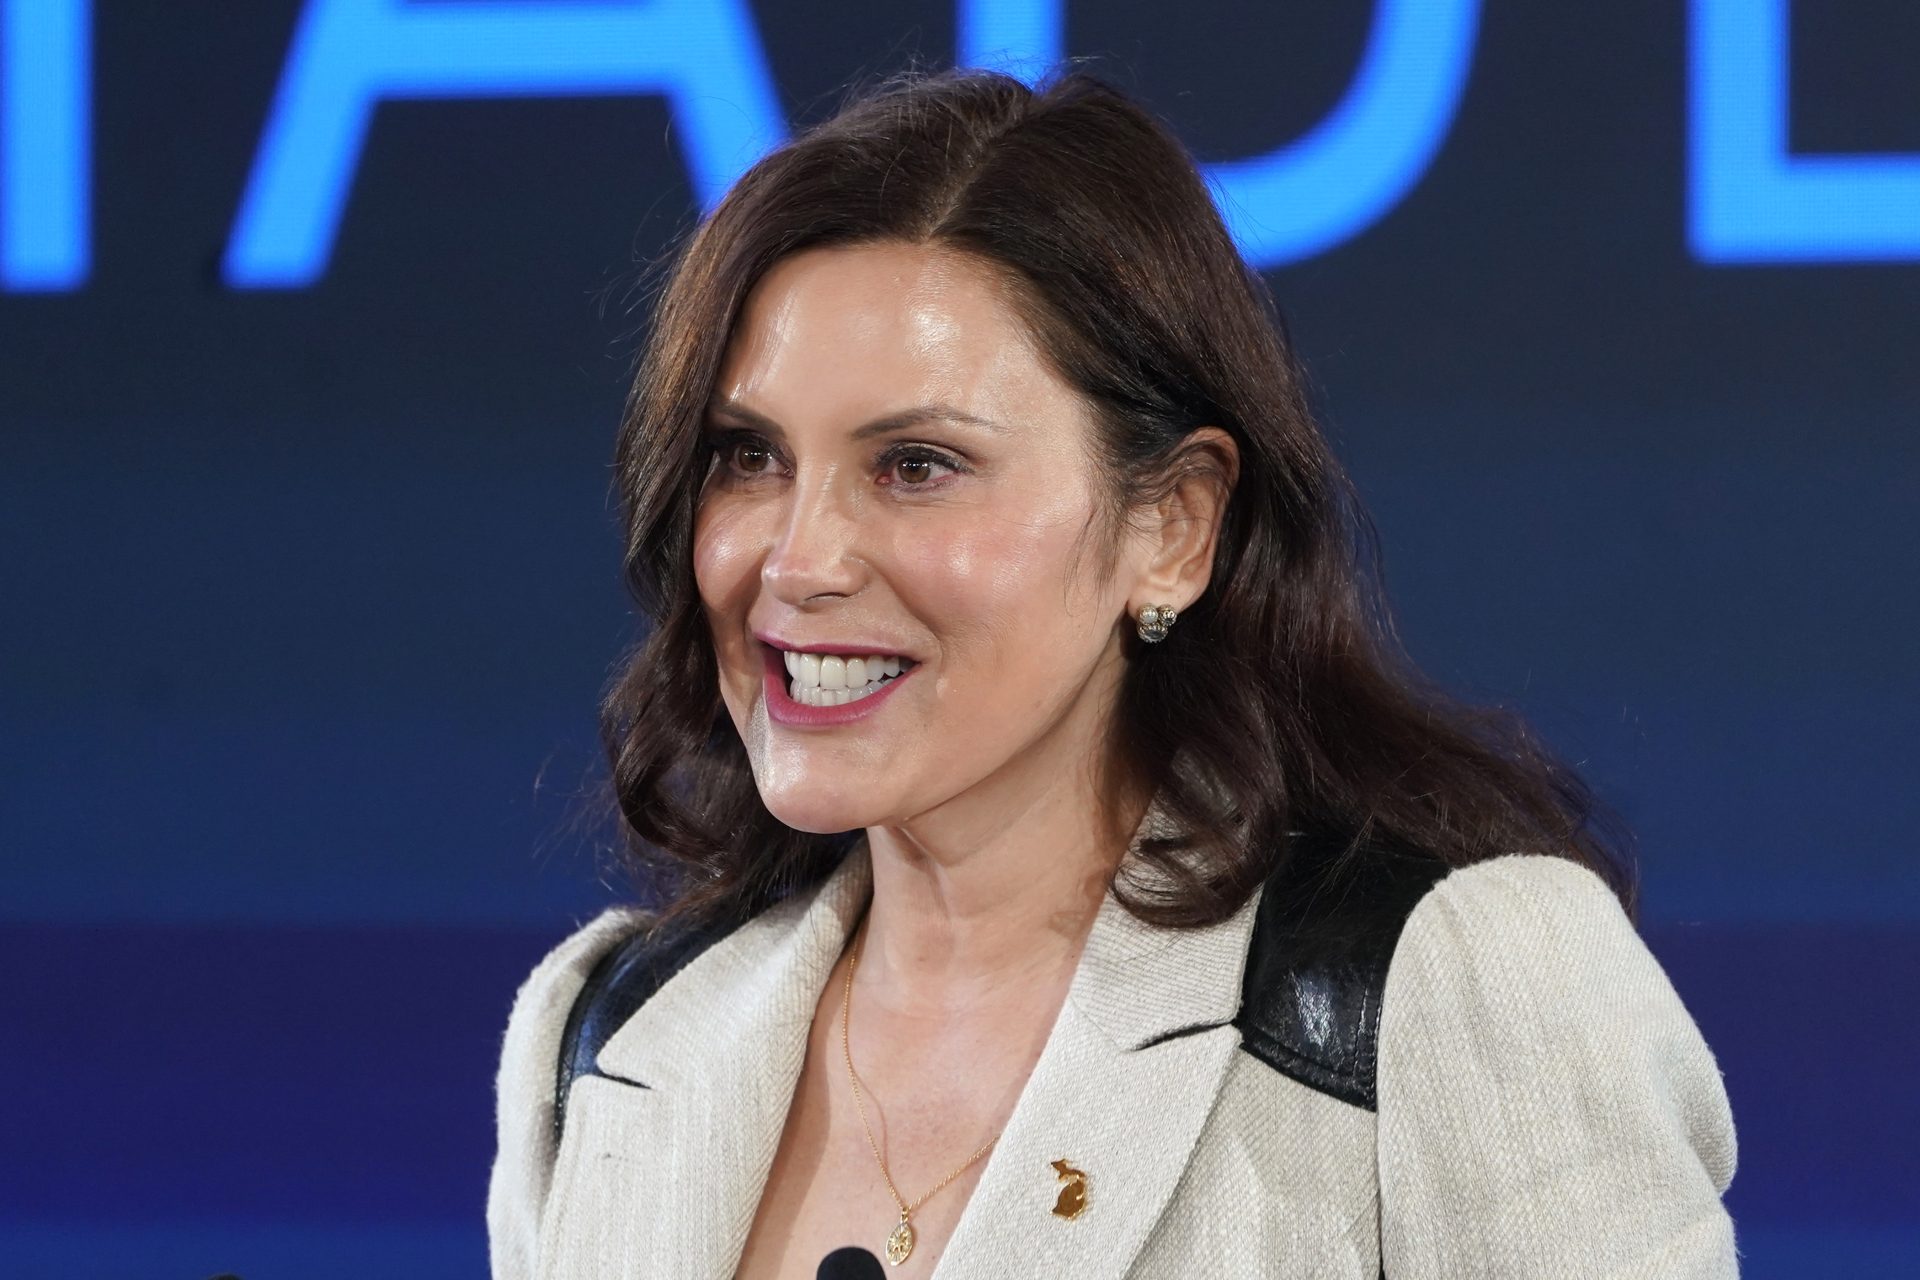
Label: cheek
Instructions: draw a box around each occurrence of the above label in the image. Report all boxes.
[899,488,1110,668]
[692,502,761,624]
[692,504,766,711]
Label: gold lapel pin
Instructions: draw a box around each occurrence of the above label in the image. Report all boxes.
[1050,1159,1089,1220]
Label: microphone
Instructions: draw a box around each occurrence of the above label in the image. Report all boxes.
[817,1245,887,1279]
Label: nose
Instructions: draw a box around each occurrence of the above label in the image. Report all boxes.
[760,467,866,606]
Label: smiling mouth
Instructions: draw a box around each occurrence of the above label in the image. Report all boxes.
[777,648,918,707]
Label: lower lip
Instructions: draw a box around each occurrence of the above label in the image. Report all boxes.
[763,645,919,728]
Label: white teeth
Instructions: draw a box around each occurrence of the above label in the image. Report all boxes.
[792,683,886,707]
[780,648,915,705]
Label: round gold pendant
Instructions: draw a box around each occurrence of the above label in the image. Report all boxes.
[884,1215,915,1265]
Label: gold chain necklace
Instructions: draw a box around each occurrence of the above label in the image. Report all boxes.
[841,929,1001,1266]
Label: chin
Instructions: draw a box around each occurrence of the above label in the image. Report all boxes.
[755,785,887,836]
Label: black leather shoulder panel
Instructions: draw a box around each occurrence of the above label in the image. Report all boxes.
[552,913,738,1147]
[1232,834,1452,1111]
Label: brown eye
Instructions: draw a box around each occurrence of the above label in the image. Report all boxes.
[735,443,772,473]
[878,445,960,489]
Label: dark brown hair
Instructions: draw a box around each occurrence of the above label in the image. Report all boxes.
[595,65,1638,930]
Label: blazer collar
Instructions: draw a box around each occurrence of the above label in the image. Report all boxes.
[552,793,1262,1280]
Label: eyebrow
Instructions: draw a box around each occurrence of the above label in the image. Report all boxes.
[704,398,1006,442]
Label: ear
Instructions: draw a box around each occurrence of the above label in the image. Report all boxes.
[1129,426,1240,613]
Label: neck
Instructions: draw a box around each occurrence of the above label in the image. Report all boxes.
[854,762,1152,1015]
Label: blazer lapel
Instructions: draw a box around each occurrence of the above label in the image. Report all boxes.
[934,815,1263,1280]
[537,790,1262,1280]
[538,844,875,1280]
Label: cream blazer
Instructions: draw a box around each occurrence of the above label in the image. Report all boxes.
[488,828,1740,1278]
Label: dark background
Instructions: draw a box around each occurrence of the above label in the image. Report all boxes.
[2,2,1914,1275]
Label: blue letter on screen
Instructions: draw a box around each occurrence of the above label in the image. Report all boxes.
[1692,0,1920,261]
[2,0,89,291]
[958,0,1064,84]
[957,0,1479,268]
[1205,0,1478,268]
[225,0,785,289]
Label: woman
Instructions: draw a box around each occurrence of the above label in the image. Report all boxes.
[488,67,1739,1278]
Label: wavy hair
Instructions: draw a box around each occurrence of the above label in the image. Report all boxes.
[594,66,1639,930]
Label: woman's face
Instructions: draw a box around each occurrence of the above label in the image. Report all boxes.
[693,240,1144,837]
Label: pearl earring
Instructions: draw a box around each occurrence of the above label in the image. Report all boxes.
[1135,603,1177,643]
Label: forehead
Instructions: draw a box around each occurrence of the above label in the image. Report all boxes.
[713,241,1079,428]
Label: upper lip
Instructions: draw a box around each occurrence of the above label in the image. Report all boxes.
[753,629,917,660]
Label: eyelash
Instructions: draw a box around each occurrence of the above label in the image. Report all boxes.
[703,430,965,492]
